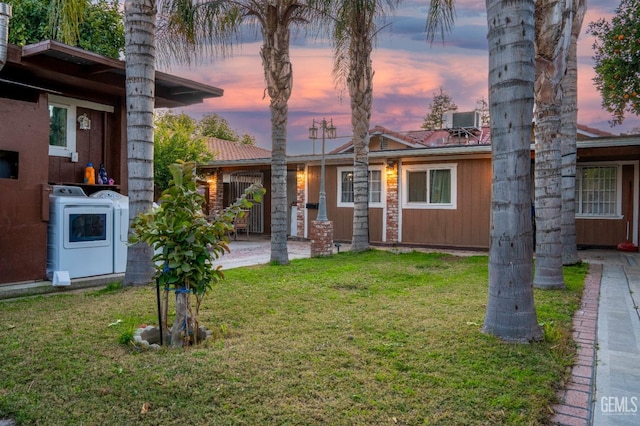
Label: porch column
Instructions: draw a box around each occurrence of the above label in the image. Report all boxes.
[296,167,306,238]
[206,168,224,216]
[386,162,399,243]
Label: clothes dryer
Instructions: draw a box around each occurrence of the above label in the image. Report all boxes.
[47,186,114,279]
[90,190,129,273]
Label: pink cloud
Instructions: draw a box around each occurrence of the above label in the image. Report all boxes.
[173,2,640,154]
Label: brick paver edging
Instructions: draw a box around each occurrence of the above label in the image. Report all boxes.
[551,263,602,426]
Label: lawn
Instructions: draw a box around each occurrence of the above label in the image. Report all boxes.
[0,250,588,425]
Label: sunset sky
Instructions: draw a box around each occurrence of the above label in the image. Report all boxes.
[165,0,640,155]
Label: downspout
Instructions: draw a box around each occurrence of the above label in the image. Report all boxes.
[0,3,11,72]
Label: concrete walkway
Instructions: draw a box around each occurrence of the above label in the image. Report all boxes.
[592,256,640,425]
[210,237,318,270]
[552,251,640,425]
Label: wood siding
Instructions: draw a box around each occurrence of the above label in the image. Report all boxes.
[576,164,635,247]
[401,158,492,249]
[0,94,50,283]
[306,164,384,242]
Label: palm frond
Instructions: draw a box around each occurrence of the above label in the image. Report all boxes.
[426,0,456,44]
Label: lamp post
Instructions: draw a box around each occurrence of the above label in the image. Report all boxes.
[309,118,337,221]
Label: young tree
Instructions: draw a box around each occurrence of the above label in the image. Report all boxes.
[124,0,157,286]
[154,112,213,193]
[483,0,542,342]
[532,0,573,290]
[421,87,458,130]
[8,0,124,59]
[588,0,640,126]
[130,161,265,348]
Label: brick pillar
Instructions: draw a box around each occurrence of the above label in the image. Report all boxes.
[311,220,333,257]
[386,164,399,243]
[296,168,306,238]
[206,169,224,216]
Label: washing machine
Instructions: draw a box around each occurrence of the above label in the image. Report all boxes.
[90,190,129,273]
[47,186,114,280]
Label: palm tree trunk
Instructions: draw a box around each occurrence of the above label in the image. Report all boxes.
[261,8,292,265]
[124,0,156,286]
[350,34,373,252]
[533,0,572,289]
[483,0,542,342]
[561,0,586,266]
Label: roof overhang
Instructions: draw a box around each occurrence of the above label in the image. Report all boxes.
[199,134,640,170]
[1,40,223,108]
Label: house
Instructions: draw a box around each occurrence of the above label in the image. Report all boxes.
[198,113,640,251]
[0,39,223,285]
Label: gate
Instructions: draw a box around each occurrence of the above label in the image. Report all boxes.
[229,171,264,234]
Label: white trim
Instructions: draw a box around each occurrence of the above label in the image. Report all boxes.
[47,95,114,158]
[575,162,629,219]
[401,163,458,210]
[397,162,402,242]
[48,101,77,157]
[49,94,114,113]
[573,160,639,247]
[304,164,309,238]
[336,166,385,208]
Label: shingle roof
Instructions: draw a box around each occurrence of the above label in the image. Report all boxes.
[331,125,491,154]
[206,137,271,161]
[576,124,615,138]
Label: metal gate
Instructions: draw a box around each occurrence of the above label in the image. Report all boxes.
[229,171,264,234]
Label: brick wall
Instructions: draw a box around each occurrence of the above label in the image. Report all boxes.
[386,164,399,243]
[311,220,333,257]
[297,168,306,238]
[205,168,224,216]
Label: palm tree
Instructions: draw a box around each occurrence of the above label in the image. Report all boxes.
[157,0,322,265]
[123,0,157,286]
[532,0,572,290]
[482,0,542,342]
[561,0,586,266]
[331,1,396,252]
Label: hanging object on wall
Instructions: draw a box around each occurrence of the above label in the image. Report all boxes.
[77,113,91,130]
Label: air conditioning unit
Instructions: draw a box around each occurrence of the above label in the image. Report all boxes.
[451,111,481,129]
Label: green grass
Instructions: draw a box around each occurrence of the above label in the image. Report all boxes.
[0,250,588,425]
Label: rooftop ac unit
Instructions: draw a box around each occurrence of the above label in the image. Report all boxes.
[451,111,481,129]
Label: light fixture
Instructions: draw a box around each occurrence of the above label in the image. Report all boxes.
[308,123,319,140]
[77,113,91,130]
[308,118,337,221]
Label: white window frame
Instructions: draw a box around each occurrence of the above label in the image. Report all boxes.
[336,166,385,208]
[402,163,457,210]
[575,163,623,219]
[48,95,114,158]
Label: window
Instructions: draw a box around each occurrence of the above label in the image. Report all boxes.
[575,165,621,217]
[48,100,76,157]
[403,164,457,209]
[337,167,383,207]
[47,95,114,158]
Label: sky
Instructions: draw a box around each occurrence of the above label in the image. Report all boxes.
[165,0,640,155]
